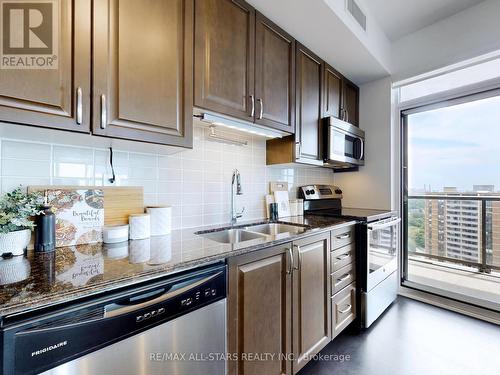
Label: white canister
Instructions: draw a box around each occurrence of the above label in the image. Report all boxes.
[102,225,129,244]
[0,256,31,285]
[146,206,172,236]
[129,214,151,240]
[129,238,151,264]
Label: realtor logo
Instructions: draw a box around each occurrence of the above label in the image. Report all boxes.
[1,0,58,69]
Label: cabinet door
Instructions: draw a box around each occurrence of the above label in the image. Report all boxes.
[295,43,323,164]
[254,12,295,133]
[228,244,292,375]
[194,0,255,121]
[292,233,331,374]
[322,63,342,119]
[93,0,193,147]
[342,78,359,127]
[0,0,90,132]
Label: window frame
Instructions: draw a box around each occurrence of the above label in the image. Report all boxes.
[399,85,500,312]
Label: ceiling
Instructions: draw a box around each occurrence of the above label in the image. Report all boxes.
[365,0,486,41]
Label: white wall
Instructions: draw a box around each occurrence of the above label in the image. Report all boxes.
[392,0,500,81]
[334,76,393,210]
[0,122,335,229]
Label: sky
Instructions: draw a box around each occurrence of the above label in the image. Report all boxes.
[407,95,500,193]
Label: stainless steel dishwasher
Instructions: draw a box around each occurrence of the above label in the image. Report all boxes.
[1,263,227,375]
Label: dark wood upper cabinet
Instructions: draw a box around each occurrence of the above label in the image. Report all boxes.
[254,13,295,133]
[228,244,292,375]
[292,233,331,374]
[295,43,323,162]
[342,78,360,127]
[0,0,91,132]
[194,0,255,121]
[92,0,193,147]
[322,63,342,119]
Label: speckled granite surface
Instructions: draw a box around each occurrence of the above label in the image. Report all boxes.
[0,216,355,318]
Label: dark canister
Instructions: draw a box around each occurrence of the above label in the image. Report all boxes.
[34,205,56,252]
[269,203,279,221]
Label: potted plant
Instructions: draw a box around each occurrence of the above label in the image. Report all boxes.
[0,187,43,256]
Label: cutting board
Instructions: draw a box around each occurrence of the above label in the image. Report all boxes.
[28,186,144,225]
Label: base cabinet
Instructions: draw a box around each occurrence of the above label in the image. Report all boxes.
[292,233,331,373]
[227,244,292,375]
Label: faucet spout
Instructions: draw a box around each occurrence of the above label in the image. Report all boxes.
[231,169,244,224]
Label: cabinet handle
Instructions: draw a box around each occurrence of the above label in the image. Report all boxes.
[335,233,351,240]
[100,94,107,129]
[345,108,349,123]
[338,304,352,314]
[249,95,255,117]
[76,87,83,125]
[336,253,350,261]
[340,107,345,121]
[295,142,301,158]
[293,245,301,271]
[257,98,263,120]
[336,273,351,283]
[286,248,293,274]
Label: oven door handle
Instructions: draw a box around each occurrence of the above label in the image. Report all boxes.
[368,218,401,231]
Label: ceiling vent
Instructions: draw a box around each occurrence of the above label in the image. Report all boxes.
[347,0,366,31]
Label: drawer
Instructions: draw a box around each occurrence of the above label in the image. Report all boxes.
[331,225,355,250]
[331,263,356,295]
[331,243,355,272]
[332,283,356,339]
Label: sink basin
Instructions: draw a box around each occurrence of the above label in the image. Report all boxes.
[197,228,266,244]
[245,223,307,236]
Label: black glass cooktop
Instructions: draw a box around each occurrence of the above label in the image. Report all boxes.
[307,207,395,222]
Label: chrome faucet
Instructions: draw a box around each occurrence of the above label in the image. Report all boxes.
[231,169,244,224]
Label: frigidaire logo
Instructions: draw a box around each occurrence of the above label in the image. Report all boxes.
[31,340,67,357]
[0,0,59,69]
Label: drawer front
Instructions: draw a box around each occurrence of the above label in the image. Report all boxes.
[331,263,355,295]
[331,225,355,250]
[332,283,356,339]
[331,243,355,271]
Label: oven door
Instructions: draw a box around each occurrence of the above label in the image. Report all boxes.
[366,217,400,292]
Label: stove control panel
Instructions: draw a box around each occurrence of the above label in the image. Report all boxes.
[299,185,343,200]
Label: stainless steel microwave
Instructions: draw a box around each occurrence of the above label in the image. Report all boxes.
[324,117,365,169]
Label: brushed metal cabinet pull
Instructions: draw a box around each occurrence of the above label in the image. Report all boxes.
[76,87,83,125]
[336,253,350,261]
[257,98,263,120]
[100,94,107,129]
[336,273,351,283]
[293,245,301,271]
[286,248,293,274]
[336,233,351,240]
[345,108,349,123]
[250,95,255,117]
[338,304,352,314]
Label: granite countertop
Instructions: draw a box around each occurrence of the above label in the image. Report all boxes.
[0,215,355,319]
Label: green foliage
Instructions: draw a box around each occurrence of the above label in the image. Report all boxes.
[0,187,44,234]
[408,199,425,250]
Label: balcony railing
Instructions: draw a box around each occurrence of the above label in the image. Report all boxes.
[406,194,500,274]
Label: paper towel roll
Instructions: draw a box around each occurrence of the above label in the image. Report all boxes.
[129,214,150,240]
[146,206,172,236]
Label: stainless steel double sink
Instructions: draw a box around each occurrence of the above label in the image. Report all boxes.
[196,223,308,244]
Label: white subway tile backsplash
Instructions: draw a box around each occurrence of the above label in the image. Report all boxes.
[0,124,335,229]
[1,140,51,160]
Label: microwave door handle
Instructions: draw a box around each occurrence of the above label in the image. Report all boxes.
[358,137,364,160]
[368,218,401,231]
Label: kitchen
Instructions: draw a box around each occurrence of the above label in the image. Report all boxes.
[0,0,500,374]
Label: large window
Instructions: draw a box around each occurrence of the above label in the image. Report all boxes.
[401,90,500,311]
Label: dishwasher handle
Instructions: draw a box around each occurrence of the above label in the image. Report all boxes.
[104,272,222,318]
